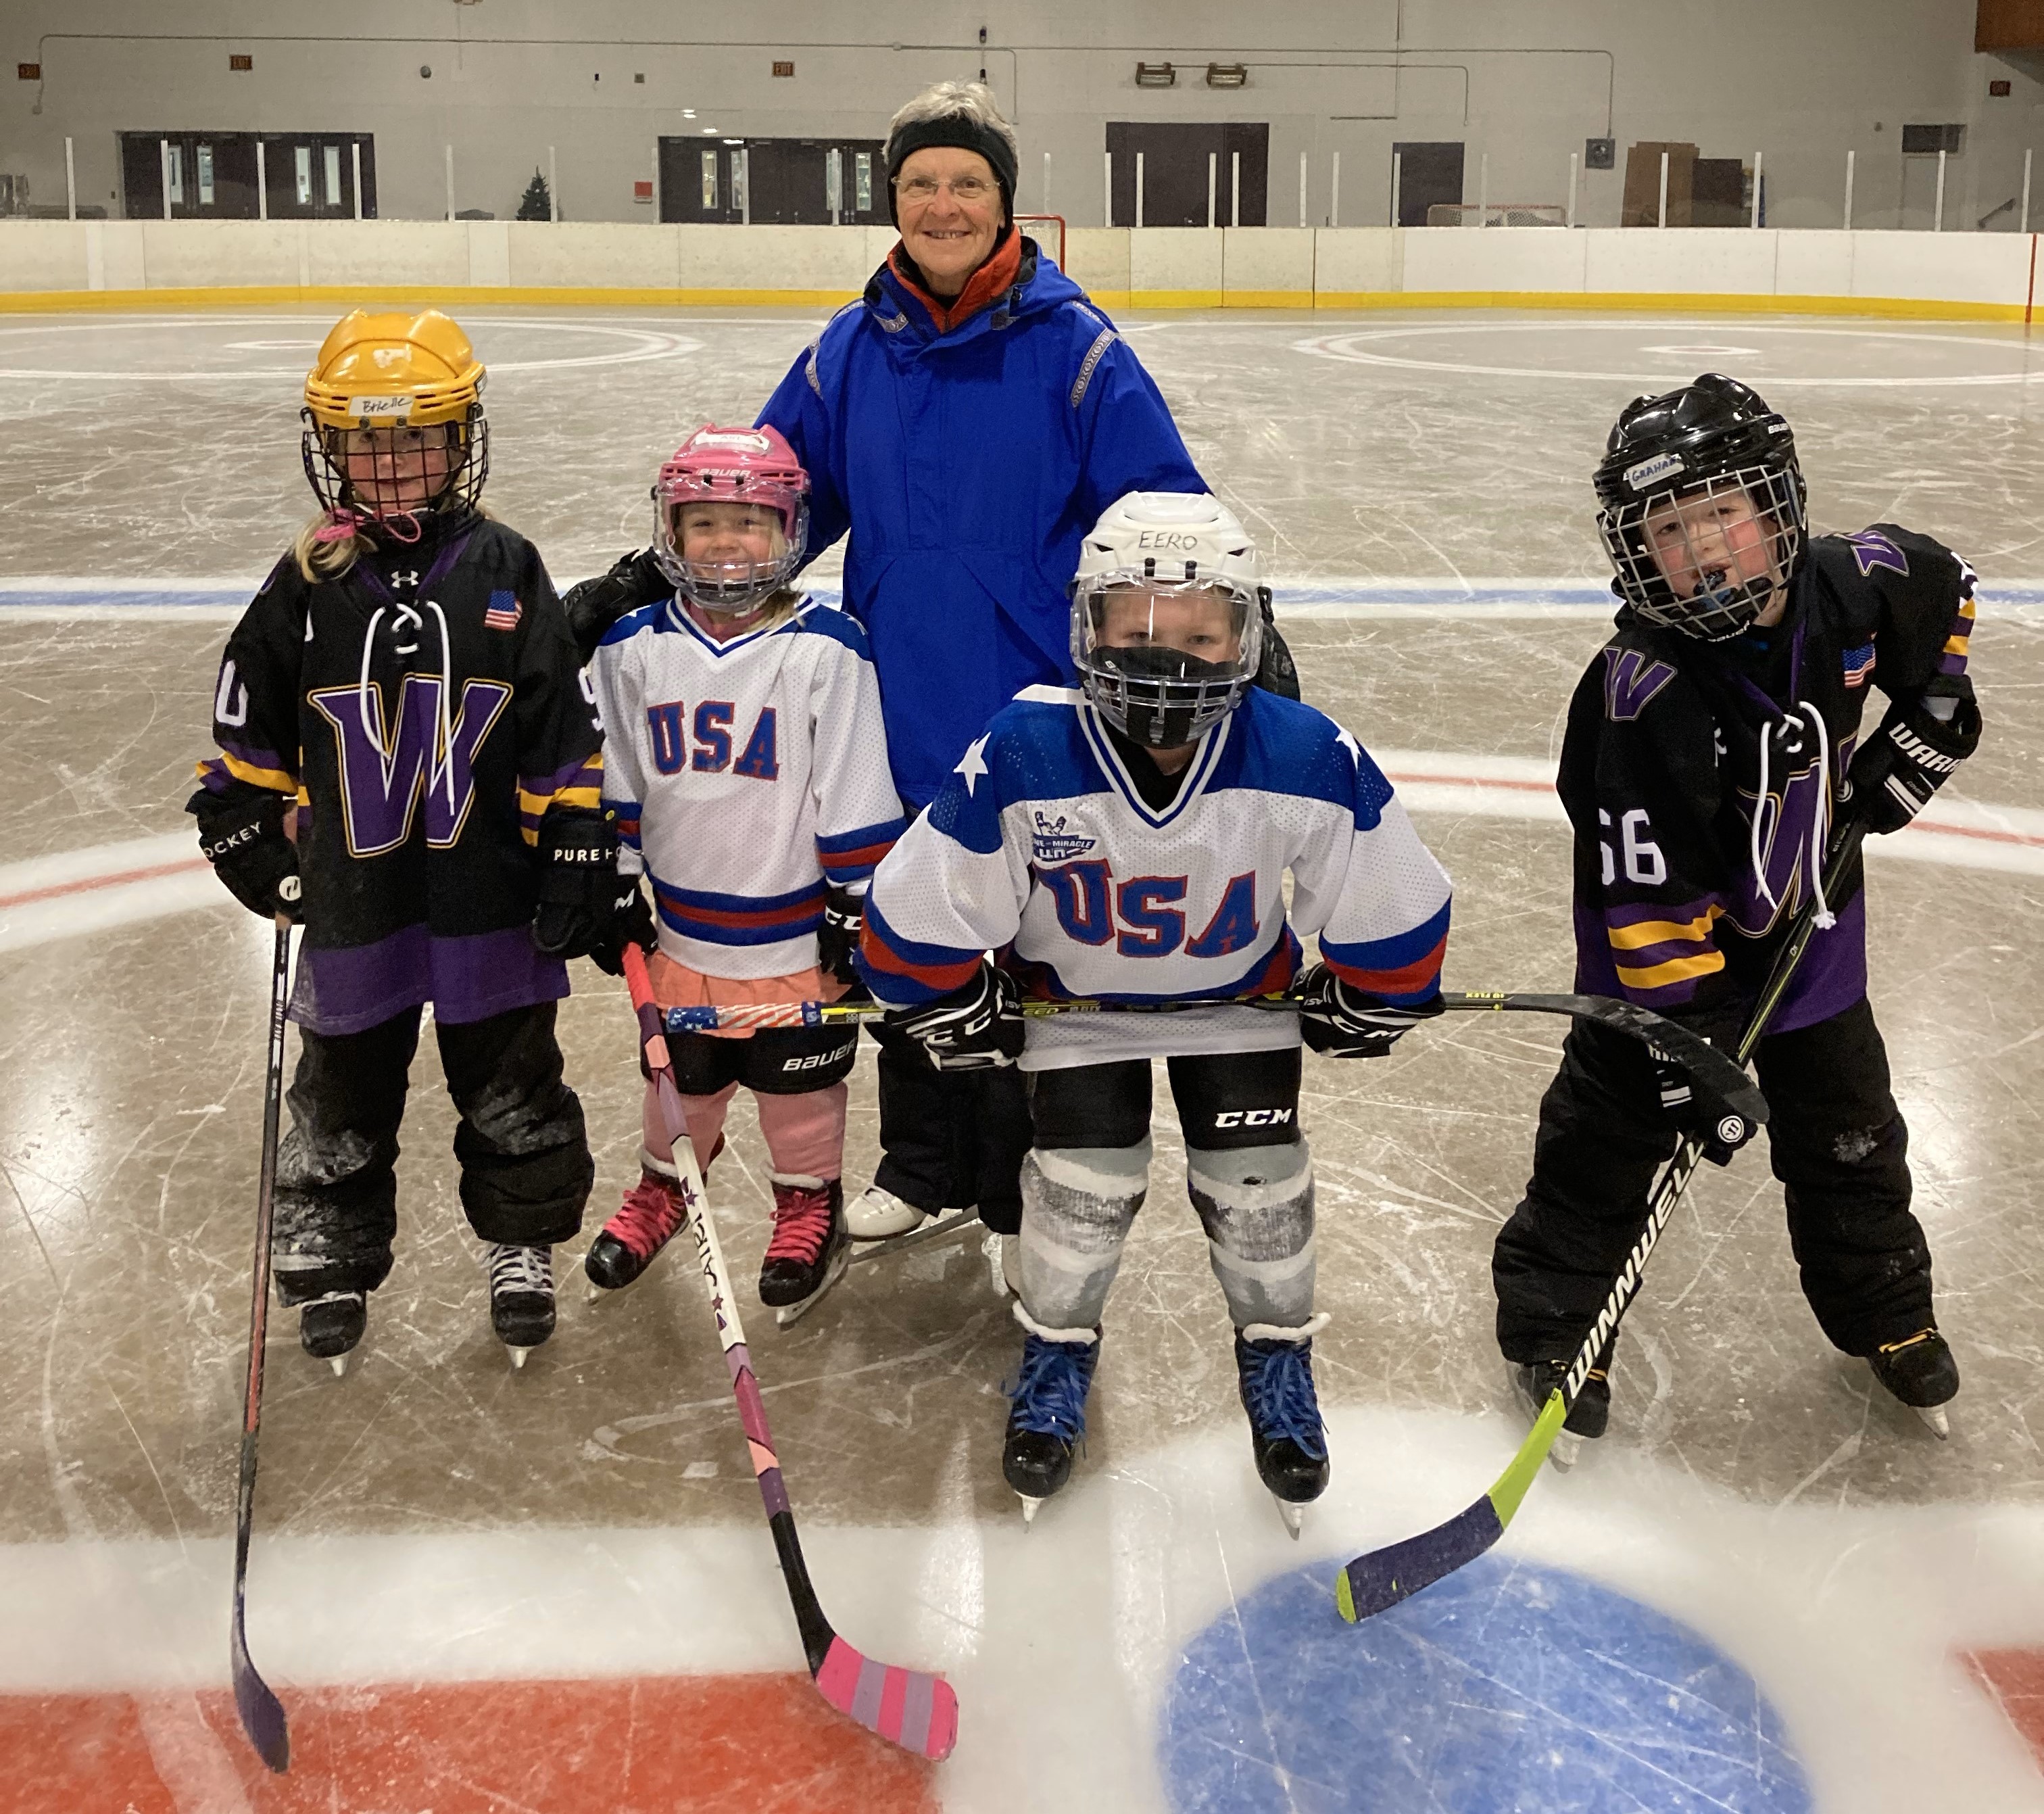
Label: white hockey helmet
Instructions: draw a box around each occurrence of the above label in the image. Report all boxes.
[1070,492,1265,748]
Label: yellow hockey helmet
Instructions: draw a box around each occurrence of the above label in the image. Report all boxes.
[302,308,485,429]
[300,308,490,524]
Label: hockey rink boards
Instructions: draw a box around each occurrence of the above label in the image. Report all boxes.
[3,309,2044,1811]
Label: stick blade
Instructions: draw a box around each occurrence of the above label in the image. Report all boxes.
[1334,1494,1504,1625]
[230,1617,290,1773]
[814,1634,959,1761]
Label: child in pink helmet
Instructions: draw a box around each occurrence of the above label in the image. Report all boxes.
[583,426,905,1319]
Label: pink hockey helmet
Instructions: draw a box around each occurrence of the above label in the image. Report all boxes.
[650,424,811,614]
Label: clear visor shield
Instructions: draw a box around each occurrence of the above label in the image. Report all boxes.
[304,412,487,523]
[1072,578,1261,746]
[652,479,808,613]
[1602,465,1803,642]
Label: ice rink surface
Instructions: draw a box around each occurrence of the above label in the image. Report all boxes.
[2,307,2043,1810]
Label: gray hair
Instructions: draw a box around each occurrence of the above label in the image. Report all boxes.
[887,81,1018,161]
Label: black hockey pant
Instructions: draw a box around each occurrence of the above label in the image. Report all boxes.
[271,1001,593,1304]
[871,1023,1033,1236]
[1492,997,1930,1363]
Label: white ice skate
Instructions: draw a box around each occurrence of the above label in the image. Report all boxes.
[844,1184,929,1241]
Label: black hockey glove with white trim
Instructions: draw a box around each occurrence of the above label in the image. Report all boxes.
[1294,963,1444,1059]
[887,961,1025,1071]
[563,547,669,665]
[1845,676,1981,836]
[188,785,301,922]
[817,883,869,993]
[1649,1041,1757,1166]
[531,808,623,961]
[585,874,656,978]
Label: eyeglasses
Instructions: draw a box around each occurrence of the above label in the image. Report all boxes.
[894,174,996,206]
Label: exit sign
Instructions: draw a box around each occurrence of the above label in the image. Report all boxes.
[773,59,794,76]
[17,62,40,80]
[230,53,253,71]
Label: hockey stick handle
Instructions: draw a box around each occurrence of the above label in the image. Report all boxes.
[660,986,1761,1125]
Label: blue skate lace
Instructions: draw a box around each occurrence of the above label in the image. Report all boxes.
[1005,1333,1098,1441]
[1242,1339,1328,1461]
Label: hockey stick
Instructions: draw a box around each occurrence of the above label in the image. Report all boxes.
[1334,820,1868,1625]
[229,917,293,1773]
[622,945,960,1761]
[663,989,1763,1130]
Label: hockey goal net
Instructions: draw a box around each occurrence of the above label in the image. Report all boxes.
[1015,213,1067,269]
[1425,204,1569,228]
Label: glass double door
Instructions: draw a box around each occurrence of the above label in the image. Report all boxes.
[119,132,376,220]
[660,137,887,225]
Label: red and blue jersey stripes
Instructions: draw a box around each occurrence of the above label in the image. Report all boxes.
[858,894,983,1001]
[817,816,905,886]
[1321,899,1450,1007]
[650,871,828,947]
[610,797,643,853]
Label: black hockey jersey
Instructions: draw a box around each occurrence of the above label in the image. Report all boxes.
[1561,525,1976,1040]
[195,519,604,1035]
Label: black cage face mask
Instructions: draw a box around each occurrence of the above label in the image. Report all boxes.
[1601,466,1805,642]
[1073,585,1259,747]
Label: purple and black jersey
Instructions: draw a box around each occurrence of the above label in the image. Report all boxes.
[196,519,604,1035]
[1561,524,1977,1041]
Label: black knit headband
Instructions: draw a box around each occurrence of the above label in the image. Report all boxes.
[883,113,1017,224]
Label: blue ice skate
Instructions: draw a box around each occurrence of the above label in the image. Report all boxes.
[1002,1322,1101,1524]
[1235,1324,1330,1539]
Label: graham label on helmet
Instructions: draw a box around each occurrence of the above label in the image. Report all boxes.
[1031,811,1096,862]
[1623,452,1686,492]
[349,394,414,421]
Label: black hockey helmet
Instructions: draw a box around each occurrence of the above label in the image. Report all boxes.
[1592,373,1807,642]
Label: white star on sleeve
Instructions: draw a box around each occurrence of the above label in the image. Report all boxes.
[954,734,992,796]
[1335,726,1361,766]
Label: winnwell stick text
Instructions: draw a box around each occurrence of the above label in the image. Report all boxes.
[622,946,960,1761]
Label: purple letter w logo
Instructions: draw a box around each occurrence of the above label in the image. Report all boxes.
[1602,649,1677,723]
[311,677,514,857]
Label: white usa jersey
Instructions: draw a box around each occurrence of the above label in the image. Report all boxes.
[860,686,1453,1069]
[591,595,906,978]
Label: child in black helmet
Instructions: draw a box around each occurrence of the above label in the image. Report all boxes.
[1492,373,1981,1458]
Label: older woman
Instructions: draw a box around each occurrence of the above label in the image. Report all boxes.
[569,83,1288,1262]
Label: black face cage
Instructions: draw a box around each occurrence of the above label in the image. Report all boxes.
[1599,463,1805,642]
[301,404,490,525]
[1073,582,1263,748]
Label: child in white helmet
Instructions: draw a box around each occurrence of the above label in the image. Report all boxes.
[859,492,1454,1529]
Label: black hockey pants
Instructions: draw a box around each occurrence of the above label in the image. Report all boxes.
[271,1001,593,1304]
[1492,997,1930,1362]
[871,1023,1033,1236]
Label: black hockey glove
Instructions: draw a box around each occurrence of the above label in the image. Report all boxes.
[563,548,670,665]
[1649,1041,1758,1167]
[887,961,1025,1071]
[188,786,301,922]
[531,807,622,961]
[817,882,869,993]
[1293,963,1444,1058]
[585,874,657,978]
[1845,677,1981,836]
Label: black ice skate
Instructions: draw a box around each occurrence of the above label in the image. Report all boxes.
[1235,1324,1330,1538]
[1511,1356,1611,1471]
[1002,1320,1101,1524]
[759,1175,848,1326]
[486,1243,555,1367]
[299,1289,366,1377]
[585,1168,693,1295]
[1868,1328,1960,1438]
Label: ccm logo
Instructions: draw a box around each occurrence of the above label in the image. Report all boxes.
[1212,1107,1294,1129]
[781,1042,856,1072]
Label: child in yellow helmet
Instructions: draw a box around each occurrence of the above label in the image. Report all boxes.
[188,308,645,1372]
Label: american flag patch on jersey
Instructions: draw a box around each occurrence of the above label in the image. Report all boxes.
[483,591,522,631]
[1841,642,1876,688]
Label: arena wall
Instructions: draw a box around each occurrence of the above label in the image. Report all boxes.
[1,220,2036,320]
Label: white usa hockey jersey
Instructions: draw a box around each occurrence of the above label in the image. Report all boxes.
[859,685,1453,1069]
[591,595,906,978]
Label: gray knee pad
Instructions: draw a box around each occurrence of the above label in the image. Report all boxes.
[1188,1141,1316,1331]
[1019,1140,1152,1331]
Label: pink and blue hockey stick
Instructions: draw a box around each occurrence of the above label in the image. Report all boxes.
[622,945,959,1762]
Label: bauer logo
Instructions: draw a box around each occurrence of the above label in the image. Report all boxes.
[1624,452,1685,492]
[1031,811,1097,862]
[350,394,414,421]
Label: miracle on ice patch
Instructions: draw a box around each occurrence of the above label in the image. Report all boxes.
[1031,811,1096,862]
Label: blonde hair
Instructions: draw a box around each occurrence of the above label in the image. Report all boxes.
[887,80,1017,159]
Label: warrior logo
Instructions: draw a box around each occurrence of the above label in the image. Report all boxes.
[1031,811,1097,862]
[310,677,512,857]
